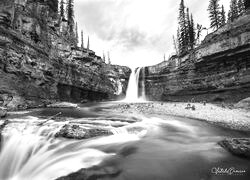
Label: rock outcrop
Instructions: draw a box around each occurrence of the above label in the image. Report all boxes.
[218,138,250,159]
[56,165,121,180]
[144,13,250,103]
[55,124,113,140]
[0,0,130,110]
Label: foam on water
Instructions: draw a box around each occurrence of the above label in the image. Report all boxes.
[0,111,202,180]
[0,115,151,180]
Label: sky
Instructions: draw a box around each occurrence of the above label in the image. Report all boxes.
[75,0,230,68]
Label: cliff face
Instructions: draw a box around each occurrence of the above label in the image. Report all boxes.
[144,13,250,103]
[0,0,130,109]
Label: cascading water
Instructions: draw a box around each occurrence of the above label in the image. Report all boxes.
[141,67,146,100]
[124,67,146,102]
[0,120,110,180]
[0,114,146,180]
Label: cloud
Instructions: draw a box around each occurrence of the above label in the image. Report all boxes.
[76,0,149,51]
[75,0,230,67]
[115,28,146,50]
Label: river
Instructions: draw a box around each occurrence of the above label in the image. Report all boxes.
[0,102,250,180]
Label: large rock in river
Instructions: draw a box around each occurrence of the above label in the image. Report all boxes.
[55,124,113,140]
[55,165,121,180]
[218,138,250,159]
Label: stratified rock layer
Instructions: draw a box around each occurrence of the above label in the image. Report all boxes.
[144,14,250,103]
[0,0,130,109]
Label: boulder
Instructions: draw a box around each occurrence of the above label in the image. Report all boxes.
[218,138,250,159]
[55,124,113,140]
[235,97,250,109]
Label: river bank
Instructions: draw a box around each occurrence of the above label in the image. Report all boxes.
[1,101,250,132]
[106,102,250,131]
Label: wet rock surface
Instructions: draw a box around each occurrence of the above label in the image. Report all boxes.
[218,138,250,159]
[55,165,121,180]
[55,124,113,140]
[55,145,138,180]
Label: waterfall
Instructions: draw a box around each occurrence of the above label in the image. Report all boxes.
[124,67,146,102]
[141,67,146,100]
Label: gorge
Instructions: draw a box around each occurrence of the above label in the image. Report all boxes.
[0,0,250,180]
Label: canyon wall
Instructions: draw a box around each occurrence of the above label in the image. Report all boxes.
[144,13,250,103]
[0,0,130,109]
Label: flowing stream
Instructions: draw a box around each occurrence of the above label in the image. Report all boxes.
[0,104,250,180]
[0,68,250,179]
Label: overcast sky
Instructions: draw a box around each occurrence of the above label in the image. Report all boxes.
[75,0,229,68]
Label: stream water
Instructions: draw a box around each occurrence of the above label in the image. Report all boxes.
[0,103,250,180]
[0,69,250,180]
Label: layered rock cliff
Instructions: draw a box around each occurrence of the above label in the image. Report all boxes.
[0,0,130,109]
[144,12,250,103]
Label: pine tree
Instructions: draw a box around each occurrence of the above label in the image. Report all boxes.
[173,35,178,55]
[75,22,78,45]
[87,36,90,51]
[47,0,59,14]
[81,30,84,49]
[220,5,226,26]
[176,28,181,55]
[189,14,195,49]
[102,51,106,63]
[186,8,191,49]
[178,0,188,54]
[228,0,239,22]
[59,0,65,19]
[238,0,245,16]
[107,52,111,64]
[66,0,74,33]
[208,0,221,30]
